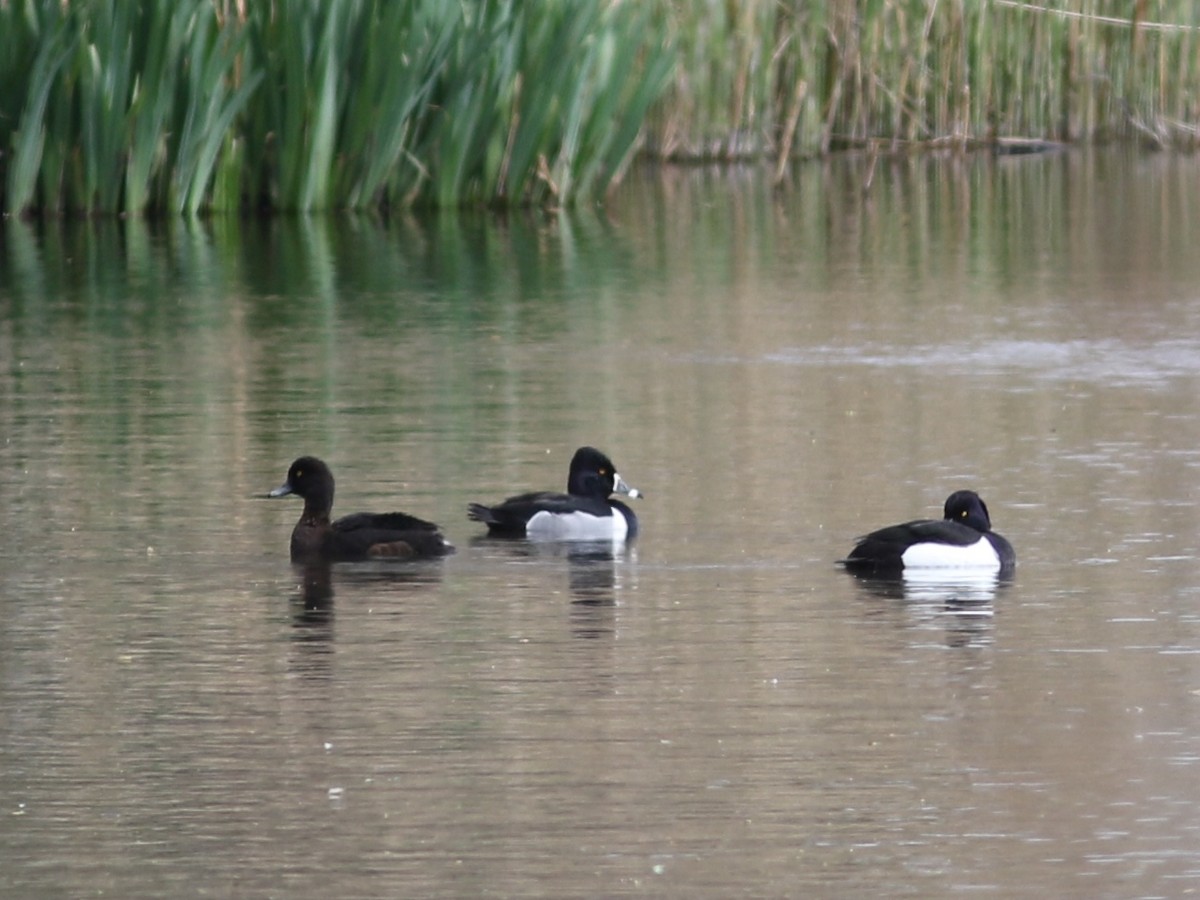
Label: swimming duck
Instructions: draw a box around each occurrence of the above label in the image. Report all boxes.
[269,456,453,562]
[841,490,1014,574]
[468,446,641,541]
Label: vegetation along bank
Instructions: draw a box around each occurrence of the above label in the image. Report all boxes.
[1,0,1196,216]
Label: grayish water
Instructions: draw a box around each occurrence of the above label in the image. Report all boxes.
[4,150,1200,897]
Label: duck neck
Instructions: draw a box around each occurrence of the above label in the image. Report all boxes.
[300,489,334,526]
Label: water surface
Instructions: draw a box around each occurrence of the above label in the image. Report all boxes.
[4,150,1200,897]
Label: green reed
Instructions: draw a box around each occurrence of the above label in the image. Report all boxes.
[416,1,673,207]
[0,0,671,215]
[2,0,1197,217]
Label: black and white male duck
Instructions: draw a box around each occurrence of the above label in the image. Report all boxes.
[841,490,1015,574]
[268,456,453,562]
[468,446,642,541]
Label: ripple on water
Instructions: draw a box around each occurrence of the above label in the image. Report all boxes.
[768,338,1200,389]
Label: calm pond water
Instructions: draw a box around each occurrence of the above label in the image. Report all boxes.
[4,149,1200,897]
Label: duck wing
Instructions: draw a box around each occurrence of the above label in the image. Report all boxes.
[334,511,442,534]
[330,511,452,560]
[843,518,983,571]
[868,518,984,547]
[468,491,611,536]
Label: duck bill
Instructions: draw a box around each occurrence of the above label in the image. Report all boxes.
[268,483,294,498]
[612,473,642,499]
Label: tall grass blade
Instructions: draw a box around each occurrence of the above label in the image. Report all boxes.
[78,1,137,213]
[174,12,262,216]
[6,18,76,215]
[125,0,201,214]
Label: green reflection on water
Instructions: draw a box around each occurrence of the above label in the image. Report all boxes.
[4,150,1200,506]
[0,203,670,540]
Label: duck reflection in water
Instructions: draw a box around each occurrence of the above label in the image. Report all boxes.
[848,566,1012,608]
[287,559,446,678]
[848,569,1011,647]
[473,536,636,638]
[297,561,335,612]
[291,557,446,613]
[565,542,631,639]
[289,562,336,680]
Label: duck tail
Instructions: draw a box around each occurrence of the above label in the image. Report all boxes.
[467,502,496,524]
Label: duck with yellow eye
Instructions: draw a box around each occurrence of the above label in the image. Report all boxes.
[269,456,453,562]
[468,446,642,541]
[840,490,1015,574]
